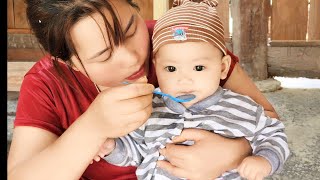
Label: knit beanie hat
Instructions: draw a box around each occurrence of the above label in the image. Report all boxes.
[152,0,226,56]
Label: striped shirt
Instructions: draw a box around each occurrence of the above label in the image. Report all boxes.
[104,87,290,180]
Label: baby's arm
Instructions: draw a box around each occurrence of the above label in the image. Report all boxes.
[103,127,147,166]
[238,106,290,179]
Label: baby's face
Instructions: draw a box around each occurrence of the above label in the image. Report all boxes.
[154,41,230,108]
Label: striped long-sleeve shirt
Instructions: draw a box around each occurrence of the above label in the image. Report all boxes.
[104,87,290,180]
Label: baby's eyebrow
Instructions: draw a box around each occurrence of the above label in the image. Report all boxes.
[191,57,211,61]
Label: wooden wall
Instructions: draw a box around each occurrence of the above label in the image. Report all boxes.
[7,0,29,31]
[7,0,320,91]
[309,0,320,40]
[271,0,320,40]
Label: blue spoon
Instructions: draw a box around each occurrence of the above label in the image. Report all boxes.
[122,81,195,103]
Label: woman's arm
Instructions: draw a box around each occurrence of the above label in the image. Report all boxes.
[8,83,154,180]
[223,63,279,119]
[7,115,107,180]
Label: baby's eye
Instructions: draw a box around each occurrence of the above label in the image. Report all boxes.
[165,66,176,72]
[194,65,205,71]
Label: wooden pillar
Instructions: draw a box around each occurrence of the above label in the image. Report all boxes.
[309,0,320,40]
[153,0,169,20]
[231,0,269,80]
[134,0,153,20]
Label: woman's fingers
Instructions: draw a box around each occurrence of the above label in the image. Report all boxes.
[157,160,188,179]
[104,83,154,101]
[126,104,152,126]
[98,139,115,157]
[171,128,209,143]
[160,144,188,164]
[84,82,154,138]
[117,94,153,115]
[110,103,152,137]
[94,156,101,162]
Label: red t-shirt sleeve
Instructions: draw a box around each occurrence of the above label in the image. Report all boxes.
[14,73,64,136]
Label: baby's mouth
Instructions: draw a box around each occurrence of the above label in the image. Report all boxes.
[176,91,194,97]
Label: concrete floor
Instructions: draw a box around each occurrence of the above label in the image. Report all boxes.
[264,88,320,180]
[7,85,320,179]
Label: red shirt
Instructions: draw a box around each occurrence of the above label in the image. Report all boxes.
[14,20,239,180]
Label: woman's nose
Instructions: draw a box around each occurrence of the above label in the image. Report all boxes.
[117,46,139,67]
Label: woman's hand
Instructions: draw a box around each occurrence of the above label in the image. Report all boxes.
[83,83,154,138]
[157,129,251,180]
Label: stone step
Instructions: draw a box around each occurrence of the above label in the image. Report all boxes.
[7,91,19,153]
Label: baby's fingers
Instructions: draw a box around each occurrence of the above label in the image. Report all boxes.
[94,155,101,162]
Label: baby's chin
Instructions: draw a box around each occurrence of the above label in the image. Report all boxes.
[181,98,199,108]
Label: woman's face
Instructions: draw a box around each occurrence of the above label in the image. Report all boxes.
[70,0,150,90]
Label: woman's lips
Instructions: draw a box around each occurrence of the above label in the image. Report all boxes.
[126,66,145,80]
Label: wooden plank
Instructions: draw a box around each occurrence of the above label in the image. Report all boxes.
[270,40,320,47]
[13,0,29,28]
[308,0,320,40]
[231,0,269,80]
[267,46,320,78]
[135,0,153,20]
[8,0,15,28]
[216,0,230,38]
[271,0,308,40]
[8,62,36,91]
[8,48,46,62]
[8,28,32,34]
[169,0,174,8]
[153,0,169,19]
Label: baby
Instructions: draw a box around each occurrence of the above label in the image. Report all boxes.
[98,0,290,180]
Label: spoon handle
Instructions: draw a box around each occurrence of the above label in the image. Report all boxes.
[122,81,194,103]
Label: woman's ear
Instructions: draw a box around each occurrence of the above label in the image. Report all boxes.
[220,55,231,80]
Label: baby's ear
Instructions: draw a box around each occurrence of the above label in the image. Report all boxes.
[152,57,157,65]
[220,55,231,80]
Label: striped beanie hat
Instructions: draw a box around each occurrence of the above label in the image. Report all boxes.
[152,0,226,56]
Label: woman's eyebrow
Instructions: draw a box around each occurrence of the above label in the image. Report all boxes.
[123,14,135,34]
[87,15,135,61]
[88,47,110,60]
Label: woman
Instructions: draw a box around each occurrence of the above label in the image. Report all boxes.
[8,0,278,179]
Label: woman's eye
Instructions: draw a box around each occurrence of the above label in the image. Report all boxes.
[194,65,205,71]
[125,23,137,39]
[100,53,112,62]
[165,66,176,72]
[125,31,136,39]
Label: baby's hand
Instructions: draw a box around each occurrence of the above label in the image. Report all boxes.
[90,139,115,164]
[237,156,272,180]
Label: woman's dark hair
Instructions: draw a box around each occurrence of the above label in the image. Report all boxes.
[25,0,139,88]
